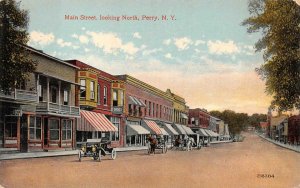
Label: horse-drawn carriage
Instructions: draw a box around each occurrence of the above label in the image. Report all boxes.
[147,136,168,154]
[78,139,117,162]
[171,136,201,151]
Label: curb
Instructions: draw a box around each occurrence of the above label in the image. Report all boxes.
[258,134,300,153]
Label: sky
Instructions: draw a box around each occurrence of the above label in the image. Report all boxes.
[20,0,272,115]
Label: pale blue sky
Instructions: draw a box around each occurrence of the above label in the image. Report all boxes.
[21,0,271,114]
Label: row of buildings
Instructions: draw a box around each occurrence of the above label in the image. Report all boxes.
[260,110,300,145]
[0,46,230,152]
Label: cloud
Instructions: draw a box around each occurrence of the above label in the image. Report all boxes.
[57,38,72,47]
[122,42,139,55]
[79,35,89,44]
[164,53,173,59]
[195,40,206,46]
[133,32,142,39]
[86,31,139,55]
[29,31,55,46]
[207,40,240,55]
[174,37,193,50]
[163,39,171,45]
[142,48,162,56]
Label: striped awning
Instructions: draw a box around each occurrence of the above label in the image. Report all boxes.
[128,96,146,107]
[164,123,179,135]
[181,125,196,135]
[160,128,169,136]
[143,120,163,135]
[198,128,208,137]
[173,124,187,135]
[78,110,117,132]
[127,124,150,136]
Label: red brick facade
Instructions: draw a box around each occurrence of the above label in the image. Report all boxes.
[189,108,210,128]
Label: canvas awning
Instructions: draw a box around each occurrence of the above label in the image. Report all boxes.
[204,129,219,137]
[78,110,117,132]
[127,124,150,136]
[128,96,146,107]
[160,128,169,136]
[164,123,179,135]
[197,129,208,137]
[180,113,188,119]
[143,120,163,135]
[181,125,196,135]
[173,124,187,135]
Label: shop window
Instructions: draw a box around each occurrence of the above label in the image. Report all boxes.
[62,119,72,140]
[49,119,59,140]
[29,116,41,140]
[111,117,120,141]
[80,79,86,98]
[4,116,17,138]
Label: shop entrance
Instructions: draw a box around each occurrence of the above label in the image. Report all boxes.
[43,118,48,147]
[20,116,28,152]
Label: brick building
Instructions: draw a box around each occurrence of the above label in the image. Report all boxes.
[116,75,174,146]
[288,115,300,145]
[66,60,125,147]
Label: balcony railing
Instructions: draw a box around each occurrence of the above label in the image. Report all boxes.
[37,101,80,116]
[0,89,37,103]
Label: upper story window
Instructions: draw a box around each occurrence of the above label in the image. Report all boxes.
[103,86,107,105]
[97,84,100,104]
[120,90,124,106]
[80,79,86,99]
[38,84,43,101]
[50,86,57,103]
[149,102,151,116]
[113,90,118,107]
[63,90,69,105]
[90,81,95,100]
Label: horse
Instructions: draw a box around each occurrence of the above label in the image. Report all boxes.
[147,136,158,154]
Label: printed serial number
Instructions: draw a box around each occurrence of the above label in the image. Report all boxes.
[257,174,275,178]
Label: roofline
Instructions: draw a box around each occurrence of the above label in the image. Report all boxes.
[24,45,80,69]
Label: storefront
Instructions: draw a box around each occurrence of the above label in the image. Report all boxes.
[126,124,150,146]
[76,110,118,147]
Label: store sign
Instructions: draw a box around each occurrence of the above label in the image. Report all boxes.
[112,106,123,114]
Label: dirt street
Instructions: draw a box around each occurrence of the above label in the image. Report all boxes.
[0,133,299,188]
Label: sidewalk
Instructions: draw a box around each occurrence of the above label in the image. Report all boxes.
[210,140,233,144]
[258,134,300,153]
[0,146,148,161]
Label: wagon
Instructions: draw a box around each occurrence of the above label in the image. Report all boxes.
[78,139,117,162]
[147,136,168,154]
[171,137,193,151]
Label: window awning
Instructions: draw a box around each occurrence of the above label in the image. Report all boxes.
[173,124,187,135]
[197,128,208,137]
[180,113,188,119]
[181,125,196,135]
[164,123,179,135]
[143,120,163,135]
[160,128,169,136]
[127,124,150,136]
[128,96,146,107]
[78,110,117,132]
[204,129,219,137]
[204,129,213,137]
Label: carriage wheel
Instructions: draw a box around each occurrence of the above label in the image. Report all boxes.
[98,151,102,162]
[78,151,82,162]
[111,149,117,160]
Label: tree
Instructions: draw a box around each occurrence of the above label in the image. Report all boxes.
[0,0,36,94]
[242,0,300,112]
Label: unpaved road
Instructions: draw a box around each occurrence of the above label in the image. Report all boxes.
[0,133,299,188]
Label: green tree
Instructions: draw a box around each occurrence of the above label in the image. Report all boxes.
[242,0,300,112]
[0,0,36,94]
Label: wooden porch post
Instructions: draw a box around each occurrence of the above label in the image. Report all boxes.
[47,77,50,111]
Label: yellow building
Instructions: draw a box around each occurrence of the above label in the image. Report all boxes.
[166,89,189,125]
